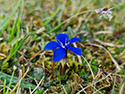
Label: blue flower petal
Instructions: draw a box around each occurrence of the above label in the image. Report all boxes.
[68,37,82,45]
[53,48,66,62]
[56,34,69,45]
[44,41,60,50]
[67,46,82,56]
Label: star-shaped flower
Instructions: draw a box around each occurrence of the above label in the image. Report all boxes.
[44,34,82,62]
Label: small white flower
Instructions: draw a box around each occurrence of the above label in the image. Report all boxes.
[94,7,113,21]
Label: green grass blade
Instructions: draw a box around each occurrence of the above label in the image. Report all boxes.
[42,4,63,27]
[0,0,22,36]
[11,18,20,62]
[40,8,46,18]
[16,17,20,38]
[11,37,19,47]
[20,0,24,20]
[2,32,34,67]
[3,79,6,94]
[8,15,19,42]
[111,74,117,94]
[119,70,125,94]
[0,89,3,93]
[5,70,15,94]
[49,10,92,33]
[10,17,20,55]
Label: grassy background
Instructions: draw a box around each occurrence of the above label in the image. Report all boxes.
[0,0,125,93]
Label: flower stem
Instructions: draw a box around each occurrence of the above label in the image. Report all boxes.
[59,54,67,76]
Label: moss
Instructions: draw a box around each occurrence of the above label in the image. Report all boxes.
[0,42,10,54]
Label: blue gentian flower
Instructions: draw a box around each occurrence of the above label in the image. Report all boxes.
[44,34,82,62]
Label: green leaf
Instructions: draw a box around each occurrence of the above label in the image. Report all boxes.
[33,68,43,80]
[0,72,36,89]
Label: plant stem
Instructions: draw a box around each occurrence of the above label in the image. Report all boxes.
[59,54,67,76]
